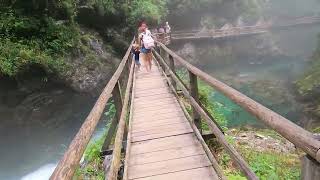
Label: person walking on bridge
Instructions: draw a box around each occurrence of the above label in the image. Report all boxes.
[139,22,155,73]
[131,43,141,71]
[165,21,171,34]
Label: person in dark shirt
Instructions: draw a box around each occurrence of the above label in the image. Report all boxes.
[132,44,141,70]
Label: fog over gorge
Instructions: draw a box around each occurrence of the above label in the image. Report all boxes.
[169,0,320,128]
[1,0,320,179]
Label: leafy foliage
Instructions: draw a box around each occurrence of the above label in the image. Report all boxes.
[0,9,81,76]
[295,34,320,117]
[128,0,167,27]
[75,136,105,179]
[198,82,228,129]
[175,68,227,128]
[215,133,300,180]
[75,101,116,179]
[296,35,320,95]
[0,0,168,77]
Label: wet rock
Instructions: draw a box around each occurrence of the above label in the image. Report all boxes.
[175,43,198,64]
[230,130,296,153]
[60,30,121,96]
[254,133,267,139]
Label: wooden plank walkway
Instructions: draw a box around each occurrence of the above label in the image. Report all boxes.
[126,62,219,180]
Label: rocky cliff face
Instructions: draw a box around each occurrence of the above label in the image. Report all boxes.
[0,28,121,129]
[55,29,121,96]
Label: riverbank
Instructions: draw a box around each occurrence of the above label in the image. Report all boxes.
[212,128,302,179]
[172,70,307,179]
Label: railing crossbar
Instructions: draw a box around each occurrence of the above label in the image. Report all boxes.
[153,49,258,180]
[50,39,134,180]
[156,41,320,163]
[107,58,135,180]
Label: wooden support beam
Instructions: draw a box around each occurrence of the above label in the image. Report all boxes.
[123,67,137,180]
[199,102,225,134]
[153,49,258,180]
[100,142,126,157]
[157,41,320,163]
[153,54,226,180]
[168,55,176,90]
[107,58,135,180]
[302,155,320,180]
[50,39,134,180]
[101,82,123,151]
[189,71,202,133]
[114,82,123,115]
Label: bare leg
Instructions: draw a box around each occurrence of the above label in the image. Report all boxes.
[141,53,148,72]
[147,53,152,72]
[145,58,149,72]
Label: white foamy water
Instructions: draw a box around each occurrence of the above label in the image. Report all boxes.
[21,164,56,180]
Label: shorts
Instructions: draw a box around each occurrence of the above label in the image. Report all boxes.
[133,55,140,65]
[141,47,151,54]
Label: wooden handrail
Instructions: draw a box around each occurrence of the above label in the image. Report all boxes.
[153,54,227,180]
[156,41,320,163]
[50,39,134,180]
[107,58,135,180]
[123,65,137,180]
[153,50,258,180]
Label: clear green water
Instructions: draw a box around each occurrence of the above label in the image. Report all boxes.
[173,25,320,128]
[200,57,311,128]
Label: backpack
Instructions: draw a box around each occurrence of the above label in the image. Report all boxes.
[142,32,155,49]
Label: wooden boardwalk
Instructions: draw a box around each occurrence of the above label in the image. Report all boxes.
[51,40,320,180]
[126,63,219,180]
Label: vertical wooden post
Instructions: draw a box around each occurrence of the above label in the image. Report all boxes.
[121,60,131,91]
[189,71,201,133]
[122,72,132,143]
[113,81,123,120]
[160,46,167,62]
[168,55,176,90]
[101,82,123,151]
[127,56,132,72]
[301,155,320,180]
[156,45,161,55]
[157,47,165,71]
[160,47,169,74]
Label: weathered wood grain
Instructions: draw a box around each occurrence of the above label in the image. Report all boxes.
[130,134,200,155]
[154,57,226,180]
[129,146,205,166]
[134,167,219,180]
[106,57,135,180]
[126,63,218,179]
[157,41,320,163]
[301,155,320,180]
[189,71,201,133]
[153,49,258,179]
[128,155,211,179]
[50,39,134,180]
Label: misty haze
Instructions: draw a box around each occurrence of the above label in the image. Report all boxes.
[1,0,320,180]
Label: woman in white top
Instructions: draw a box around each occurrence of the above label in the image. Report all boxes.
[139,22,153,72]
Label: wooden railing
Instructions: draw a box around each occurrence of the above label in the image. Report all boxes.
[153,41,320,180]
[50,39,135,180]
[170,17,320,41]
[50,37,320,180]
[154,32,171,45]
